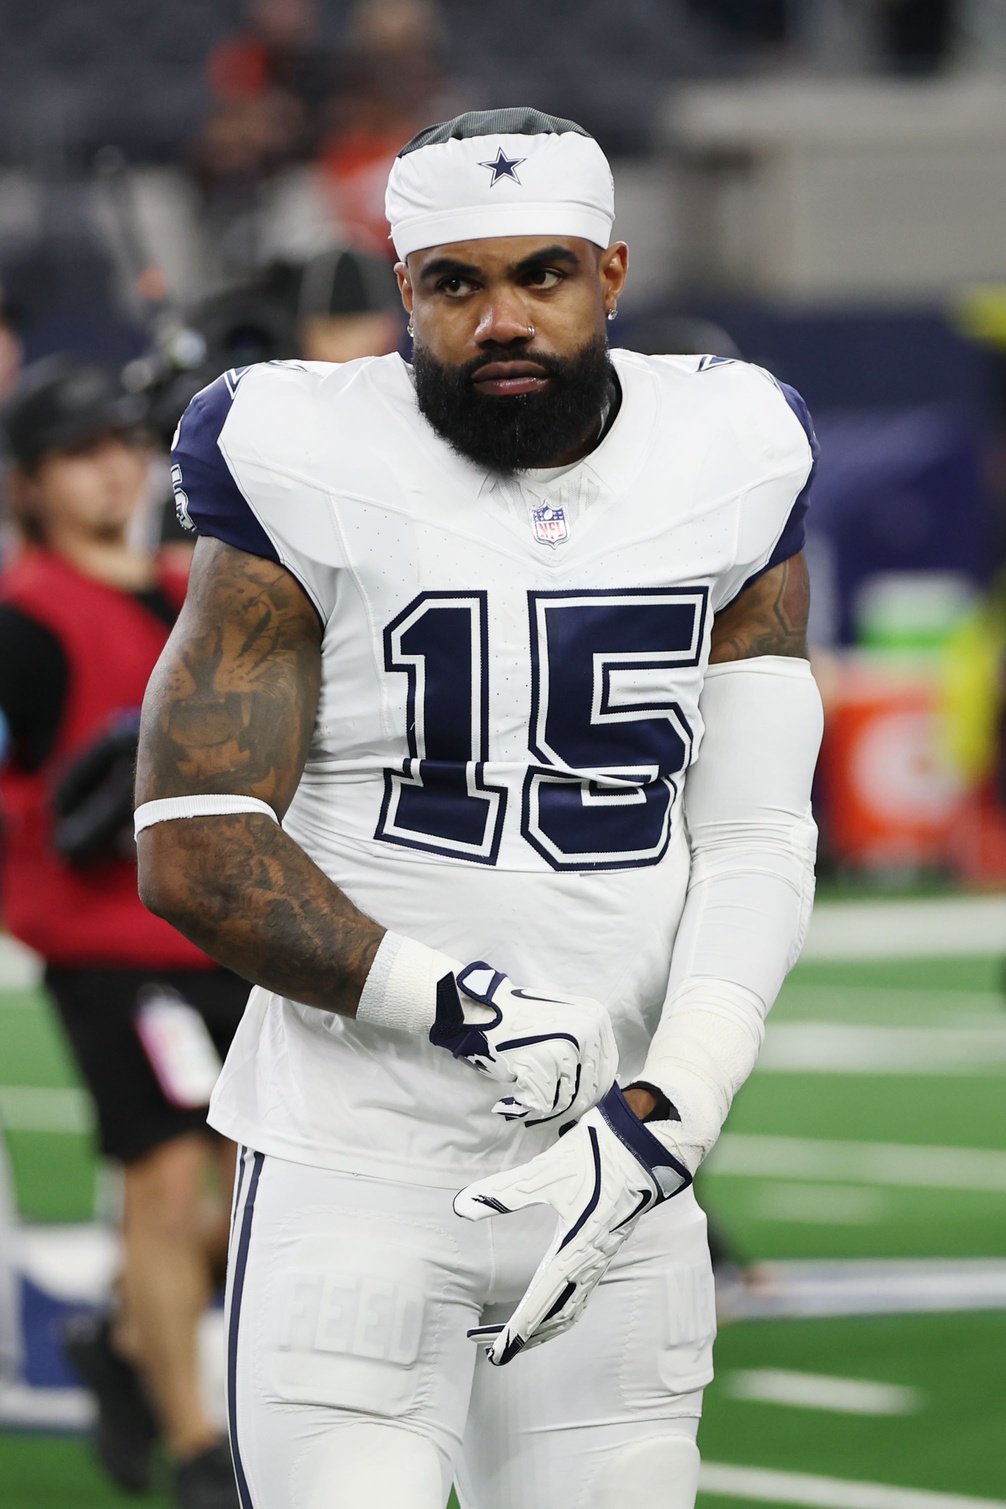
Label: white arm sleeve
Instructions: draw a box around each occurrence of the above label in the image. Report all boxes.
[637,655,823,1169]
[670,655,823,1003]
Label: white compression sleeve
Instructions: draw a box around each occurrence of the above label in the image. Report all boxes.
[670,656,823,1004]
[133,794,279,836]
[638,656,823,1167]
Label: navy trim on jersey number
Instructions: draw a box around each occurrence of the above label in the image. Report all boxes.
[375,587,708,871]
[376,592,508,864]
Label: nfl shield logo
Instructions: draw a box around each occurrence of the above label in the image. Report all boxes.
[531,502,568,547]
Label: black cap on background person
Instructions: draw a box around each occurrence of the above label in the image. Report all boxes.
[4,357,146,472]
[295,244,402,361]
[2,357,150,551]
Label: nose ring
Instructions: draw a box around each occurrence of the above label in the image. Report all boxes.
[526,325,536,339]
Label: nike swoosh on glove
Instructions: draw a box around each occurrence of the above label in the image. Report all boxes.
[430,964,619,1126]
[453,1085,692,1365]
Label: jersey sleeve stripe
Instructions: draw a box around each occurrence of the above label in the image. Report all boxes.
[171,376,282,568]
[172,373,328,627]
[738,379,818,593]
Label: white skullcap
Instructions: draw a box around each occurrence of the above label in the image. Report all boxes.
[386,108,615,260]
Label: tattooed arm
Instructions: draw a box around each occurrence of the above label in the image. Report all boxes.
[135,537,383,1015]
[708,552,810,663]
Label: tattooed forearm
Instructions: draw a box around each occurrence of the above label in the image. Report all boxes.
[136,537,382,1017]
[138,813,382,1014]
[709,552,810,664]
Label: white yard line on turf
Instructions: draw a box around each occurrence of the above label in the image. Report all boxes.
[724,1369,921,1415]
[710,1135,1006,1192]
[0,1380,93,1431]
[759,1022,1006,1074]
[0,1084,92,1132]
[754,1183,886,1225]
[802,895,1006,960]
[699,1464,1006,1509]
[0,935,42,990]
[780,984,1003,1011]
[716,1257,1006,1319]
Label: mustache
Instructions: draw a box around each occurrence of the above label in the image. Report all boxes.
[460,347,566,384]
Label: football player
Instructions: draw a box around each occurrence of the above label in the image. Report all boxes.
[135,109,823,1509]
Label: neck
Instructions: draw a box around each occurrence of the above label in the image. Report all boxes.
[45,524,155,592]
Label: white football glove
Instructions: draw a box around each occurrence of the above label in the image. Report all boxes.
[431,964,619,1126]
[454,1085,692,1364]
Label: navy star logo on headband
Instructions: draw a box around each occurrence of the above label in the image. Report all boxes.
[479,148,525,186]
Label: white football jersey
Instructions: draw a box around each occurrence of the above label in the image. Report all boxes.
[171,349,815,1183]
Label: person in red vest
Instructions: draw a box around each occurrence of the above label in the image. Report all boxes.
[0,359,244,1509]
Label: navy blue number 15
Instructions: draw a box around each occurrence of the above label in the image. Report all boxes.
[376,588,707,870]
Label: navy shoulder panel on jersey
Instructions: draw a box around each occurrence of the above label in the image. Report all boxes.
[749,380,818,584]
[170,370,280,567]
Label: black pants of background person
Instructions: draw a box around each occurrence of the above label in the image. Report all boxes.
[48,966,248,1506]
[46,967,248,1163]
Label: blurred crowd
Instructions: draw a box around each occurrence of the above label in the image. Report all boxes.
[153,0,976,268]
[194,0,459,261]
[0,0,450,419]
[0,0,987,386]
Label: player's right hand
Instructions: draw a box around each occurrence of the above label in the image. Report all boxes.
[429,964,618,1125]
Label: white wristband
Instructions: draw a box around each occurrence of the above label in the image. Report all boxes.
[134,795,279,837]
[357,931,463,1035]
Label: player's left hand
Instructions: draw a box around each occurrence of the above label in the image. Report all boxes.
[453,1086,693,1365]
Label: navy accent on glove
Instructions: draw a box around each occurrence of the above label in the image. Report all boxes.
[428,962,619,1125]
[596,1086,693,1200]
[428,967,502,1059]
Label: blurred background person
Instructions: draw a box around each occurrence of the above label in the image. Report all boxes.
[192,0,333,278]
[0,293,23,411]
[189,91,313,280]
[0,359,247,1509]
[207,0,332,125]
[317,0,452,252]
[0,287,25,542]
[135,241,403,462]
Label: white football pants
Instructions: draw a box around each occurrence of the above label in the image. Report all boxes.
[225,1146,715,1509]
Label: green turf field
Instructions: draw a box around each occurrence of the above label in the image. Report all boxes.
[1,940,1004,1507]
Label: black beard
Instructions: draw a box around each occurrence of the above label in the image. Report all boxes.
[412,334,613,473]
